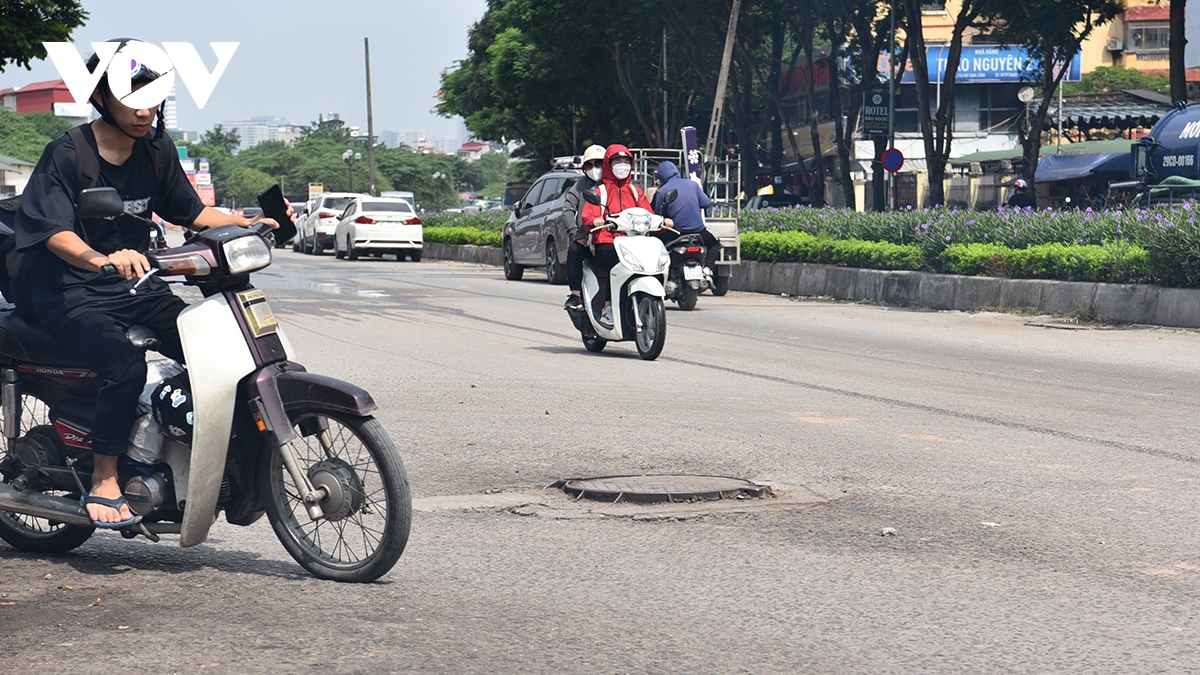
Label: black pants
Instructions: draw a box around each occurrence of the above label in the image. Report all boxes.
[588,244,620,312]
[655,229,720,268]
[567,239,591,292]
[44,293,186,456]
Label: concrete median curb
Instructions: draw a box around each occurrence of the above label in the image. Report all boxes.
[424,243,1200,328]
[730,260,1200,328]
[424,241,504,267]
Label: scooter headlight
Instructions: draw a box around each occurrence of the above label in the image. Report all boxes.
[223,235,272,275]
[615,241,646,273]
[656,249,670,272]
[630,213,652,234]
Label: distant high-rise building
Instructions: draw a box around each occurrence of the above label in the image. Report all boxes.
[379,129,424,149]
[163,83,178,131]
[220,116,295,152]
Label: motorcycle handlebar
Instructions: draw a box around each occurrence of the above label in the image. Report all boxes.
[100,263,119,277]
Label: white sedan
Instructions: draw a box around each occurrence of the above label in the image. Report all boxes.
[333,196,424,261]
[296,192,363,255]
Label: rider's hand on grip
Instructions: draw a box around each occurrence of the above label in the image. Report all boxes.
[100,263,118,277]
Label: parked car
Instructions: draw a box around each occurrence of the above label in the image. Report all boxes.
[743,192,806,211]
[295,192,363,255]
[500,168,582,284]
[333,196,424,261]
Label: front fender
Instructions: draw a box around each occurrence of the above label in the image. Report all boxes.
[248,365,379,449]
[627,275,665,298]
[178,294,257,548]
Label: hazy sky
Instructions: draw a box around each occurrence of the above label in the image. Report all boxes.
[0,0,487,138]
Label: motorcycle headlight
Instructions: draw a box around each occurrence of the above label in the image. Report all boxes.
[223,235,272,275]
[656,249,670,272]
[616,242,646,273]
[630,214,652,234]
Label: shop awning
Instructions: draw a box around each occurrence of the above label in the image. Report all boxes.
[1034,151,1130,183]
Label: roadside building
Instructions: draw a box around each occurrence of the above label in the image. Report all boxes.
[0,79,92,126]
[779,0,1184,211]
[455,140,493,161]
[0,154,36,197]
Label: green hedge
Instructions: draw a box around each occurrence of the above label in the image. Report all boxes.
[422,209,1191,286]
[422,211,508,231]
[423,226,502,247]
[938,242,1150,283]
[741,231,924,270]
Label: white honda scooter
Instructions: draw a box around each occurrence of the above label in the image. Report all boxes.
[567,189,677,361]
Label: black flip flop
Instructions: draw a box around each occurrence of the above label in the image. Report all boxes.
[81,493,141,529]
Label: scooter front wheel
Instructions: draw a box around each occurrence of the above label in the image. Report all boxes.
[259,408,412,583]
[634,293,666,360]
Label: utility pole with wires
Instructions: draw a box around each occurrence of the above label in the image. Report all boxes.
[704,0,742,174]
[364,37,377,196]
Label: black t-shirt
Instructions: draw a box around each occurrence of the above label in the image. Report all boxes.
[15,125,204,322]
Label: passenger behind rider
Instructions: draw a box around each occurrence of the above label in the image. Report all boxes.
[579,145,653,327]
[562,144,605,310]
[651,160,718,278]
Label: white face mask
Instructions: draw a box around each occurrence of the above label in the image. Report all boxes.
[612,162,632,180]
[586,167,602,182]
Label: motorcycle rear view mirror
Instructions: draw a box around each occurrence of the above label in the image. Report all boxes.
[660,189,679,206]
[77,187,125,219]
[582,189,602,206]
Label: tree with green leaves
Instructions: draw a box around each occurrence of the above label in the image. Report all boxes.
[200,124,241,155]
[1062,65,1170,95]
[902,0,997,207]
[441,0,718,172]
[24,110,71,139]
[993,0,1123,200]
[0,0,87,73]
[224,166,277,208]
[0,107,53,162]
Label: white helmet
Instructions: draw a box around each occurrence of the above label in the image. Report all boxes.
[582,144,605,164]
[1013,179,1028,189]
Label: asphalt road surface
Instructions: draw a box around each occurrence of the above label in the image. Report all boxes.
[4,249,1200,673]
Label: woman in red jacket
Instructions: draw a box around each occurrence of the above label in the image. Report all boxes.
[580,144,653,326]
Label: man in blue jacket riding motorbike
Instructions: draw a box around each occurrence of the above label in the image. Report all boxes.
[652,160,718,276]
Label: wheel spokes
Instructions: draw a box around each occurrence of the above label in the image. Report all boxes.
[274,414,391,568]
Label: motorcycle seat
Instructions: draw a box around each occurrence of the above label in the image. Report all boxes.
[0,305,71,365]
[0,306,160,365]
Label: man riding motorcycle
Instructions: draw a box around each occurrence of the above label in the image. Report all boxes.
[13,39,284,528]
[579,145,653,327]
[652,160,718,279]
[563,144,605,311]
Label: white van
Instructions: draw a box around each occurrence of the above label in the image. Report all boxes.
[381,191,415,210]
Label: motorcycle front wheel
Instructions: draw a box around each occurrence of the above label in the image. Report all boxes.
[634,293,667,361]
[259,408,411,583]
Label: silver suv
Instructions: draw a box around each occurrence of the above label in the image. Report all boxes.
[501,168,582,284]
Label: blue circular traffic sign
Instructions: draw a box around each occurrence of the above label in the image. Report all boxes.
[882,148,904,173]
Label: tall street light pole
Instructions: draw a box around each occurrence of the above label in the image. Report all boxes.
[364,37,378,197]
[343,149,360,192]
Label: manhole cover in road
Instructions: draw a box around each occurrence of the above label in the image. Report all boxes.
[557,474,771,504]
